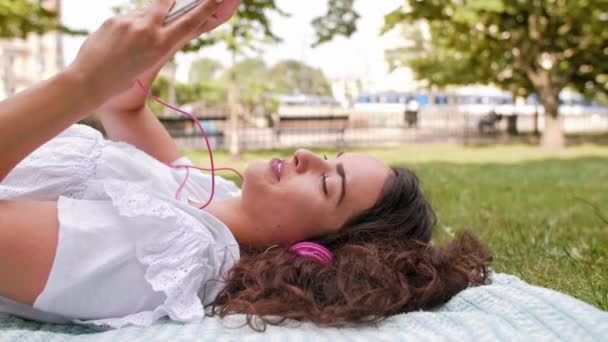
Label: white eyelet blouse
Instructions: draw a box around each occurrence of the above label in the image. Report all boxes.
[0,124,241,330]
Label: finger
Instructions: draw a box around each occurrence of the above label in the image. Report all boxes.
[198,0,240,33]
[209,0,240,23]
[170,0,237,43]
[148,0,177,25]
[164,0,224,38]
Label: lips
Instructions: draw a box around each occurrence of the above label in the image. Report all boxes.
[270,158,283,181]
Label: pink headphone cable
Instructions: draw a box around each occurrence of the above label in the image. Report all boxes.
[136,79,244,209]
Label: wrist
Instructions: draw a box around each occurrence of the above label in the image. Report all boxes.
[46,67,111,122]
[99,81,153,116]
[64,63,132,109]
[62,66,110,107]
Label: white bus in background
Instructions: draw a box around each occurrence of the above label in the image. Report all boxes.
[353,91,608,116]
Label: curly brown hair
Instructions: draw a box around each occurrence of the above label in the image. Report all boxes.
[208,167,492,331]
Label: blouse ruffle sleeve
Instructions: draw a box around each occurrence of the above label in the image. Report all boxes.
[66,180,240,329]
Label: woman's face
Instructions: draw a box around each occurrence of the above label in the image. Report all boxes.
[240,149,391,245]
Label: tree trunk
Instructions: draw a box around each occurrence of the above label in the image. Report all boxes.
[524,64,567,149]
[542,114,564,149]
[164,59,177,117]
[539,91,564,149]
[534,78,564,149]
[533,106,539,135]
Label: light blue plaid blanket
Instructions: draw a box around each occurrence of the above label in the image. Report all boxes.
[1,273,606,341]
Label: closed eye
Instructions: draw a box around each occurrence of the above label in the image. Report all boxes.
[321,174,328,196]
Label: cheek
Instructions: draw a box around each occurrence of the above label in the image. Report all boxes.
[241,164,271,201]
[277,191,327,235]
[280,181,323,214]
[241,185,274,215]
[269,207,321,243]
[241,172,328,236]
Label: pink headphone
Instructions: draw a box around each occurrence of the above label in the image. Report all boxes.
[289,242,333,265]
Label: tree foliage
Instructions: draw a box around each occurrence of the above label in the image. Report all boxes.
[223,58,270,115]
[385,0,608,97]
[216,58,332,114]
[179,0,361,52]
[268,60,332,96]
[151,57,332,114]
[312,0,360,47]
[180,0,286,54]
[0,0,84,38]
[115,0,360,53]
[383,0,608,147]
[0,0,58,38]
[189,57,224,83]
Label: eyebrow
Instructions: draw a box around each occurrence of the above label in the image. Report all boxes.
[336,163,346,207]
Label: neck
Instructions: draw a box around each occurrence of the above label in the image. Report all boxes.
[203,196,266,247]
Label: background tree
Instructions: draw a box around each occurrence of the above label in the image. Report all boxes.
[268,60,332,96]
[383,0,608,149]
[0,0,83,38]
[148,76,227,115]
[221,58,269,120]
[312,0,360,47]
[188,58,228,108]
[189,57,224,83]
[217,58,333,119]
[174,0,286,157]
[115,0,360,156]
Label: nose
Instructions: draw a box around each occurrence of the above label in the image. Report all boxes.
[293,149,326,174]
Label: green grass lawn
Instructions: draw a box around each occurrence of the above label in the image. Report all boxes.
[185,144,608,311]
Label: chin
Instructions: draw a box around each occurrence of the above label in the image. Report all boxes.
[241,161,258,178]
[242,162,270,195]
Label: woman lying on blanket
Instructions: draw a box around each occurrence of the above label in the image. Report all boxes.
[0,0,491,331]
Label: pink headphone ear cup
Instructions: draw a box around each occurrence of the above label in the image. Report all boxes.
[289,242,333,265]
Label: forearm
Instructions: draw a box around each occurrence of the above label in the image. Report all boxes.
[0,68,107,182]
[99,105,182,164]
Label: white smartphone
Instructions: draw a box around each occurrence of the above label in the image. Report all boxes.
[164,0,202,24]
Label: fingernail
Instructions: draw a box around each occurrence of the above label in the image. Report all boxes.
[215,0,224,3]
